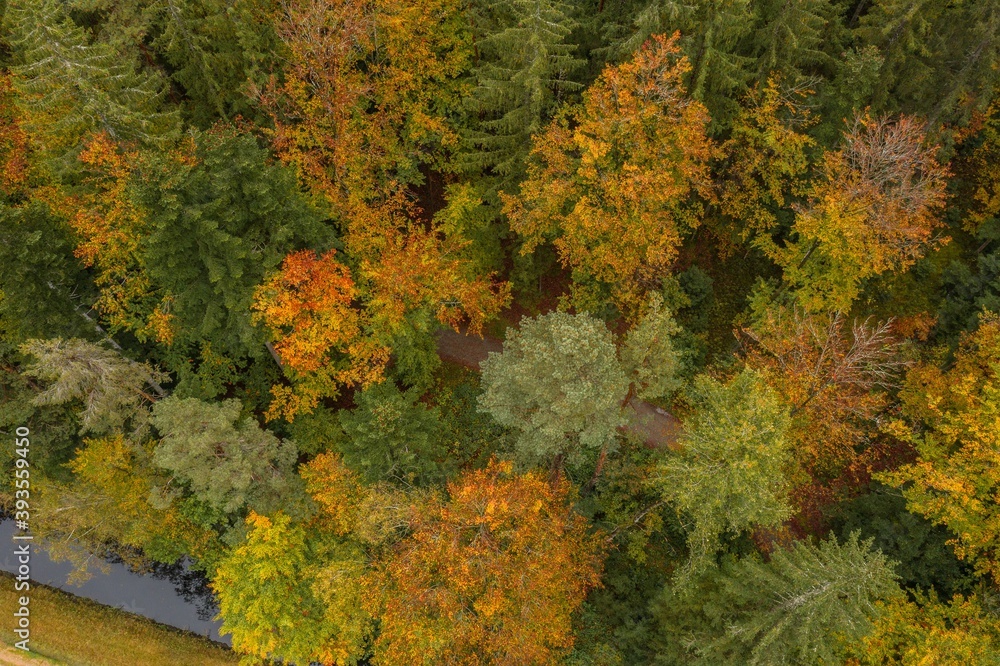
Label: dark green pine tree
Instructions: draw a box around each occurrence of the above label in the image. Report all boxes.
[135,127,329,364]
[461,0,584,185]
[856,0,1000,128]
[603,0,755,127]
[652,533,903,665]
[8,0,178,168]
[743,0,841,85]
[76,0,285,127]
[0,201,95,343]
[337,382,452,486]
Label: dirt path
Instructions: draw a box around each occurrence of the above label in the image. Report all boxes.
[0,645,58,666]
[436,328,682,450]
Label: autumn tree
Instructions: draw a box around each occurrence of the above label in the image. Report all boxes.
[653,533,902,665]
[252,248,388,420]
[739,296,905,508]
[0,73,28,191]
[214,511,370,666]
[370,460,604,665]
[257,0,510,369]
[713,78,815,257]
[479,312,629,468]
[261,0,469,211]
[780,113,949,312]
[60,135,162,341]
[32,435,218,582]
[149,396,298,515]
[879,315,1000,583]
[964,101,1000,233]
[845,593,1000,666]
[656,369,792,578]
[504,33,715,315]
[20,338,167,436]
[215,452,414,665]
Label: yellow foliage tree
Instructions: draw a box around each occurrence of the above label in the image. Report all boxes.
[846,594,1000,665]
[879,315,1000,583]
[781,114,949,312]
[503,32,715,316]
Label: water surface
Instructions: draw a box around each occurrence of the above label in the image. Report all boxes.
[1,520,229,644]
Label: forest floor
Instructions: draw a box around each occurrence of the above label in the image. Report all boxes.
[436,328,682,450]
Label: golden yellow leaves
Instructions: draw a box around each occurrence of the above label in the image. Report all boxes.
[505,33,715,317]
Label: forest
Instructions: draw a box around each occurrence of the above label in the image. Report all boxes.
[2,0,1000,663]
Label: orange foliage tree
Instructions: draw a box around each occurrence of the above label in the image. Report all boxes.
[503,33,715,316]
[63,134,169,341]
[739,300,907,526]
[879,315,1000,584]
[261,0,469,213]
[0,74,29,196]
[368,460,604,665]
[257,0,509,395]
[964,101,1000,233]
[781,114,949,312]
[252,249,389,420]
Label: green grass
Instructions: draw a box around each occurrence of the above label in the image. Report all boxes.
[0,573,239,666]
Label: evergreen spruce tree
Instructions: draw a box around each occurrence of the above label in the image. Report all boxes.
[0,201,95,342]
[856,0,1000,128]
[743,0,838,85]
[8,0,177,168]
[462,0,584,185]
[135,127,328,361]
[653,533,903,665]
[604,0,756,126]
[75,0,284,126]
[337,382,451,486]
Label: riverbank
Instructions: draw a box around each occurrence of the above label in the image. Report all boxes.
[0,573,237,666]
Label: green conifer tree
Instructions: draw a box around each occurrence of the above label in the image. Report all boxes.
[135,127,328,361]
[856,0,1000,128]
[150,396,298,514]
[8,0,178,168]
[73,0,284,126]
[653,533,903,665]
[21,337,168,437]
[743,0,838,85]
[605,0,755,126]
[462,0,584,186]
[337,382,451,486]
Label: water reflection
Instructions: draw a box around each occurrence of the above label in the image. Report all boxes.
[1,520,230,644]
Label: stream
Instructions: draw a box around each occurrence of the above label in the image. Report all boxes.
[1,520,229,645]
